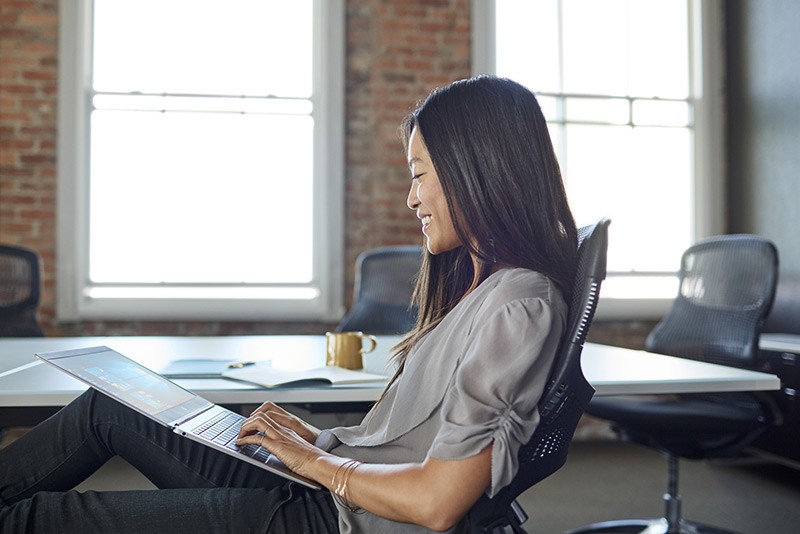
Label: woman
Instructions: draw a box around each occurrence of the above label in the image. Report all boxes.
[0,75,577,533]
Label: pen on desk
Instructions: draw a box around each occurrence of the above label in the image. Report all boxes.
[227,361,256,369]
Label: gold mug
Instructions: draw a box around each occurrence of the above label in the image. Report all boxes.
[325,331,377,370]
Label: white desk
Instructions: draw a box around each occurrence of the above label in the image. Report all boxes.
[580,342,779,395]
[0,335,780,410]
[0,335,399,407]
[760,333,800,354]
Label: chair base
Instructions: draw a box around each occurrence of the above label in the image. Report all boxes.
[566,517,741,534]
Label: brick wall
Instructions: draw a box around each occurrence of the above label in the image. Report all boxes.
[0,0,58,329]
[344,0,471,293]
[0,0,647,347]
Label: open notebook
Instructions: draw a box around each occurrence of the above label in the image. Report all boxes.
[221,363,388,388]
[159,360,389,387]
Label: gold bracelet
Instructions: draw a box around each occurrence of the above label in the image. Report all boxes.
[341,460,359,506]
[333,459,358,501]
[332,459,362,513]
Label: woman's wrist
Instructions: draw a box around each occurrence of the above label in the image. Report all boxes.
[331,458,363,512]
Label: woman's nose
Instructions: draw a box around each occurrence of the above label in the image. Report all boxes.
[407,180,420,210]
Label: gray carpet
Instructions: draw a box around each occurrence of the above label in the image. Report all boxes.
[516,440,800,534]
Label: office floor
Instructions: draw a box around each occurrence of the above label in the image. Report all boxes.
[520,440,800,534]
[2,429,799,534]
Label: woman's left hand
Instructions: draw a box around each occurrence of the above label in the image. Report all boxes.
[235,410,323,477]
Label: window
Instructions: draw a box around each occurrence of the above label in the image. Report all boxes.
[473,0,725,318]
[57,0,345,321]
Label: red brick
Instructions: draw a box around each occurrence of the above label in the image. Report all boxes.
[18,12,57,26]
[2,84,36,94]
[22,69,56,81]
[0,139,35,149]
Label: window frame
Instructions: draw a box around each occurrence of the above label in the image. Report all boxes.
[471,0,725,320]
[56,0,346,322]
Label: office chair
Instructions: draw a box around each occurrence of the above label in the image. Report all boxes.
[468,217,610,534]
[0,244,44,337]
[569,234,779,534]
[336,245,423,335]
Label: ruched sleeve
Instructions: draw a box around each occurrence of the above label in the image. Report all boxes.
[428,295,564,497]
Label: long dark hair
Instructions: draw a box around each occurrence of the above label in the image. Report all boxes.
[391,75,578,379]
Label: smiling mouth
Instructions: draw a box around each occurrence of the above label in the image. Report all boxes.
[421,215,432,226]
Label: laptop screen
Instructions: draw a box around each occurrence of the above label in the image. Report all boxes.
[41,347,195,416]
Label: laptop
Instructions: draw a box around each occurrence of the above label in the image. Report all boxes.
[35,346,321,490]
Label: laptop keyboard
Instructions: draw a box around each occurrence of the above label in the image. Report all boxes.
[191,412,271,462]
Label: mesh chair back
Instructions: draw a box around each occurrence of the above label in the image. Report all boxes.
[337,246,423,335]
[0,244,44,337]
[646,235,778,368]
[469,218,610,533]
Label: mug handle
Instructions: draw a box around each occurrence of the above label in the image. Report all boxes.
[360,334,378,355]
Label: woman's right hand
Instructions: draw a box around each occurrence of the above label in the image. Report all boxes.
[242,401,321,444]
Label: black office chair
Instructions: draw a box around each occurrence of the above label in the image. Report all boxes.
[0,244,44,337]
[569,234,780,534]
[468,217,610,534]
[337,245,423,335]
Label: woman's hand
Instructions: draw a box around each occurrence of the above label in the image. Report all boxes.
[244,401,321,444]
[235,402,323,477]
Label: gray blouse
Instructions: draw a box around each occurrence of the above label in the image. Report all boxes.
[315,268,567,533]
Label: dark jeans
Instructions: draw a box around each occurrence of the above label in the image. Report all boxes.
[0,389,338,533]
